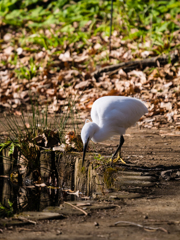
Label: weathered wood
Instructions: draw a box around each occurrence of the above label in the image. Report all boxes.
[87,163,104,196]
[1,148,11,175]
[40,150,52,179]
[55,152,157,194]
[74,157,87,193]
[1,179,11,206]
[14,211,65,221]
[74,155,105,195]
[55,152,77,189]
[0,148,158,197]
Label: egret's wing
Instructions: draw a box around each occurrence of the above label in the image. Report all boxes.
[91,96,148,129]
[91,100,100,125]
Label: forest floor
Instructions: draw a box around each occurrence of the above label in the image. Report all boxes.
[1,2,180,239]
[1,125,180,240]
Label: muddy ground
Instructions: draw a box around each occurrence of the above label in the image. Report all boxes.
[1,126,180,240]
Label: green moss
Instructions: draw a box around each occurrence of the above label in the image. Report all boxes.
[81,166,86,174]
[104,167,117,188]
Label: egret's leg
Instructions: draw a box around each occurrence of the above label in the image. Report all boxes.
[110,135,126,164]
[113,151,126,164]
[112,135,124,158]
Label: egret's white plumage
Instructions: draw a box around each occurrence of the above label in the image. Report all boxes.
[81,96,148,164]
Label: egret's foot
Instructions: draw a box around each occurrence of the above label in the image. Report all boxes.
[113,156,126,164]
[120,158,126,164]
[109,156,126,165]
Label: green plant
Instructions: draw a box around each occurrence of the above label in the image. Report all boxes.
[93,154,110,169]
[0,199,13,218]
[1,0,180,54]
[15,57,38,80]
[0,96,78,172]
[0,140,20,155]
[0,59,7,66]
[118,0,180,47]
[15,66,30,80]
[94,154,105,162]
[8,53,18,66]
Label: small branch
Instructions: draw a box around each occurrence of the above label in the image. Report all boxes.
[92,51,179,80]
[109,0,113,56]
[16,217,36,225]
[64,201,88,216]
[16,228,32,232]
[109,220,168,233]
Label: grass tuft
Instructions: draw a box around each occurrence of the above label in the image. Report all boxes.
[0,97,79,173]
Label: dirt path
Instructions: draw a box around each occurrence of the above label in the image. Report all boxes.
[1,126,180,240]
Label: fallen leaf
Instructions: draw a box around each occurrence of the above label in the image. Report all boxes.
[75,80,91,90]
[59,50,73,62]
[4,46,14,55]
[14,111,22,116]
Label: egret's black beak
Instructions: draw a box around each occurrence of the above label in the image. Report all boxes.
[82,138,89,166]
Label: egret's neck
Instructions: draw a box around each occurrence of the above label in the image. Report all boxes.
[91,124,113,143]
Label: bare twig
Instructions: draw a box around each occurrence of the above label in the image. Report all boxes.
[66,190,80,197]
[16,217,36,225]
[147,219,180,225]
[113,204,122,208]
[17,227,47,233]
[64,201,88,216]
[93,51,179,80]
[109,220,168,233]
[109,0,113,56]
[17,228,32,232]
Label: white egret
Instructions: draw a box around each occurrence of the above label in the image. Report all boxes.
[81,96,148,165]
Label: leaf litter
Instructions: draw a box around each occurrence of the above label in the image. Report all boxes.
[0,0,180,204]
[1,28,180,131]
[1,2,180,239]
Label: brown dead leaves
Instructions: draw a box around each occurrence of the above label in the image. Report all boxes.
[65,131,83,151]
[24,129,83,152]
[1,29,180,130]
